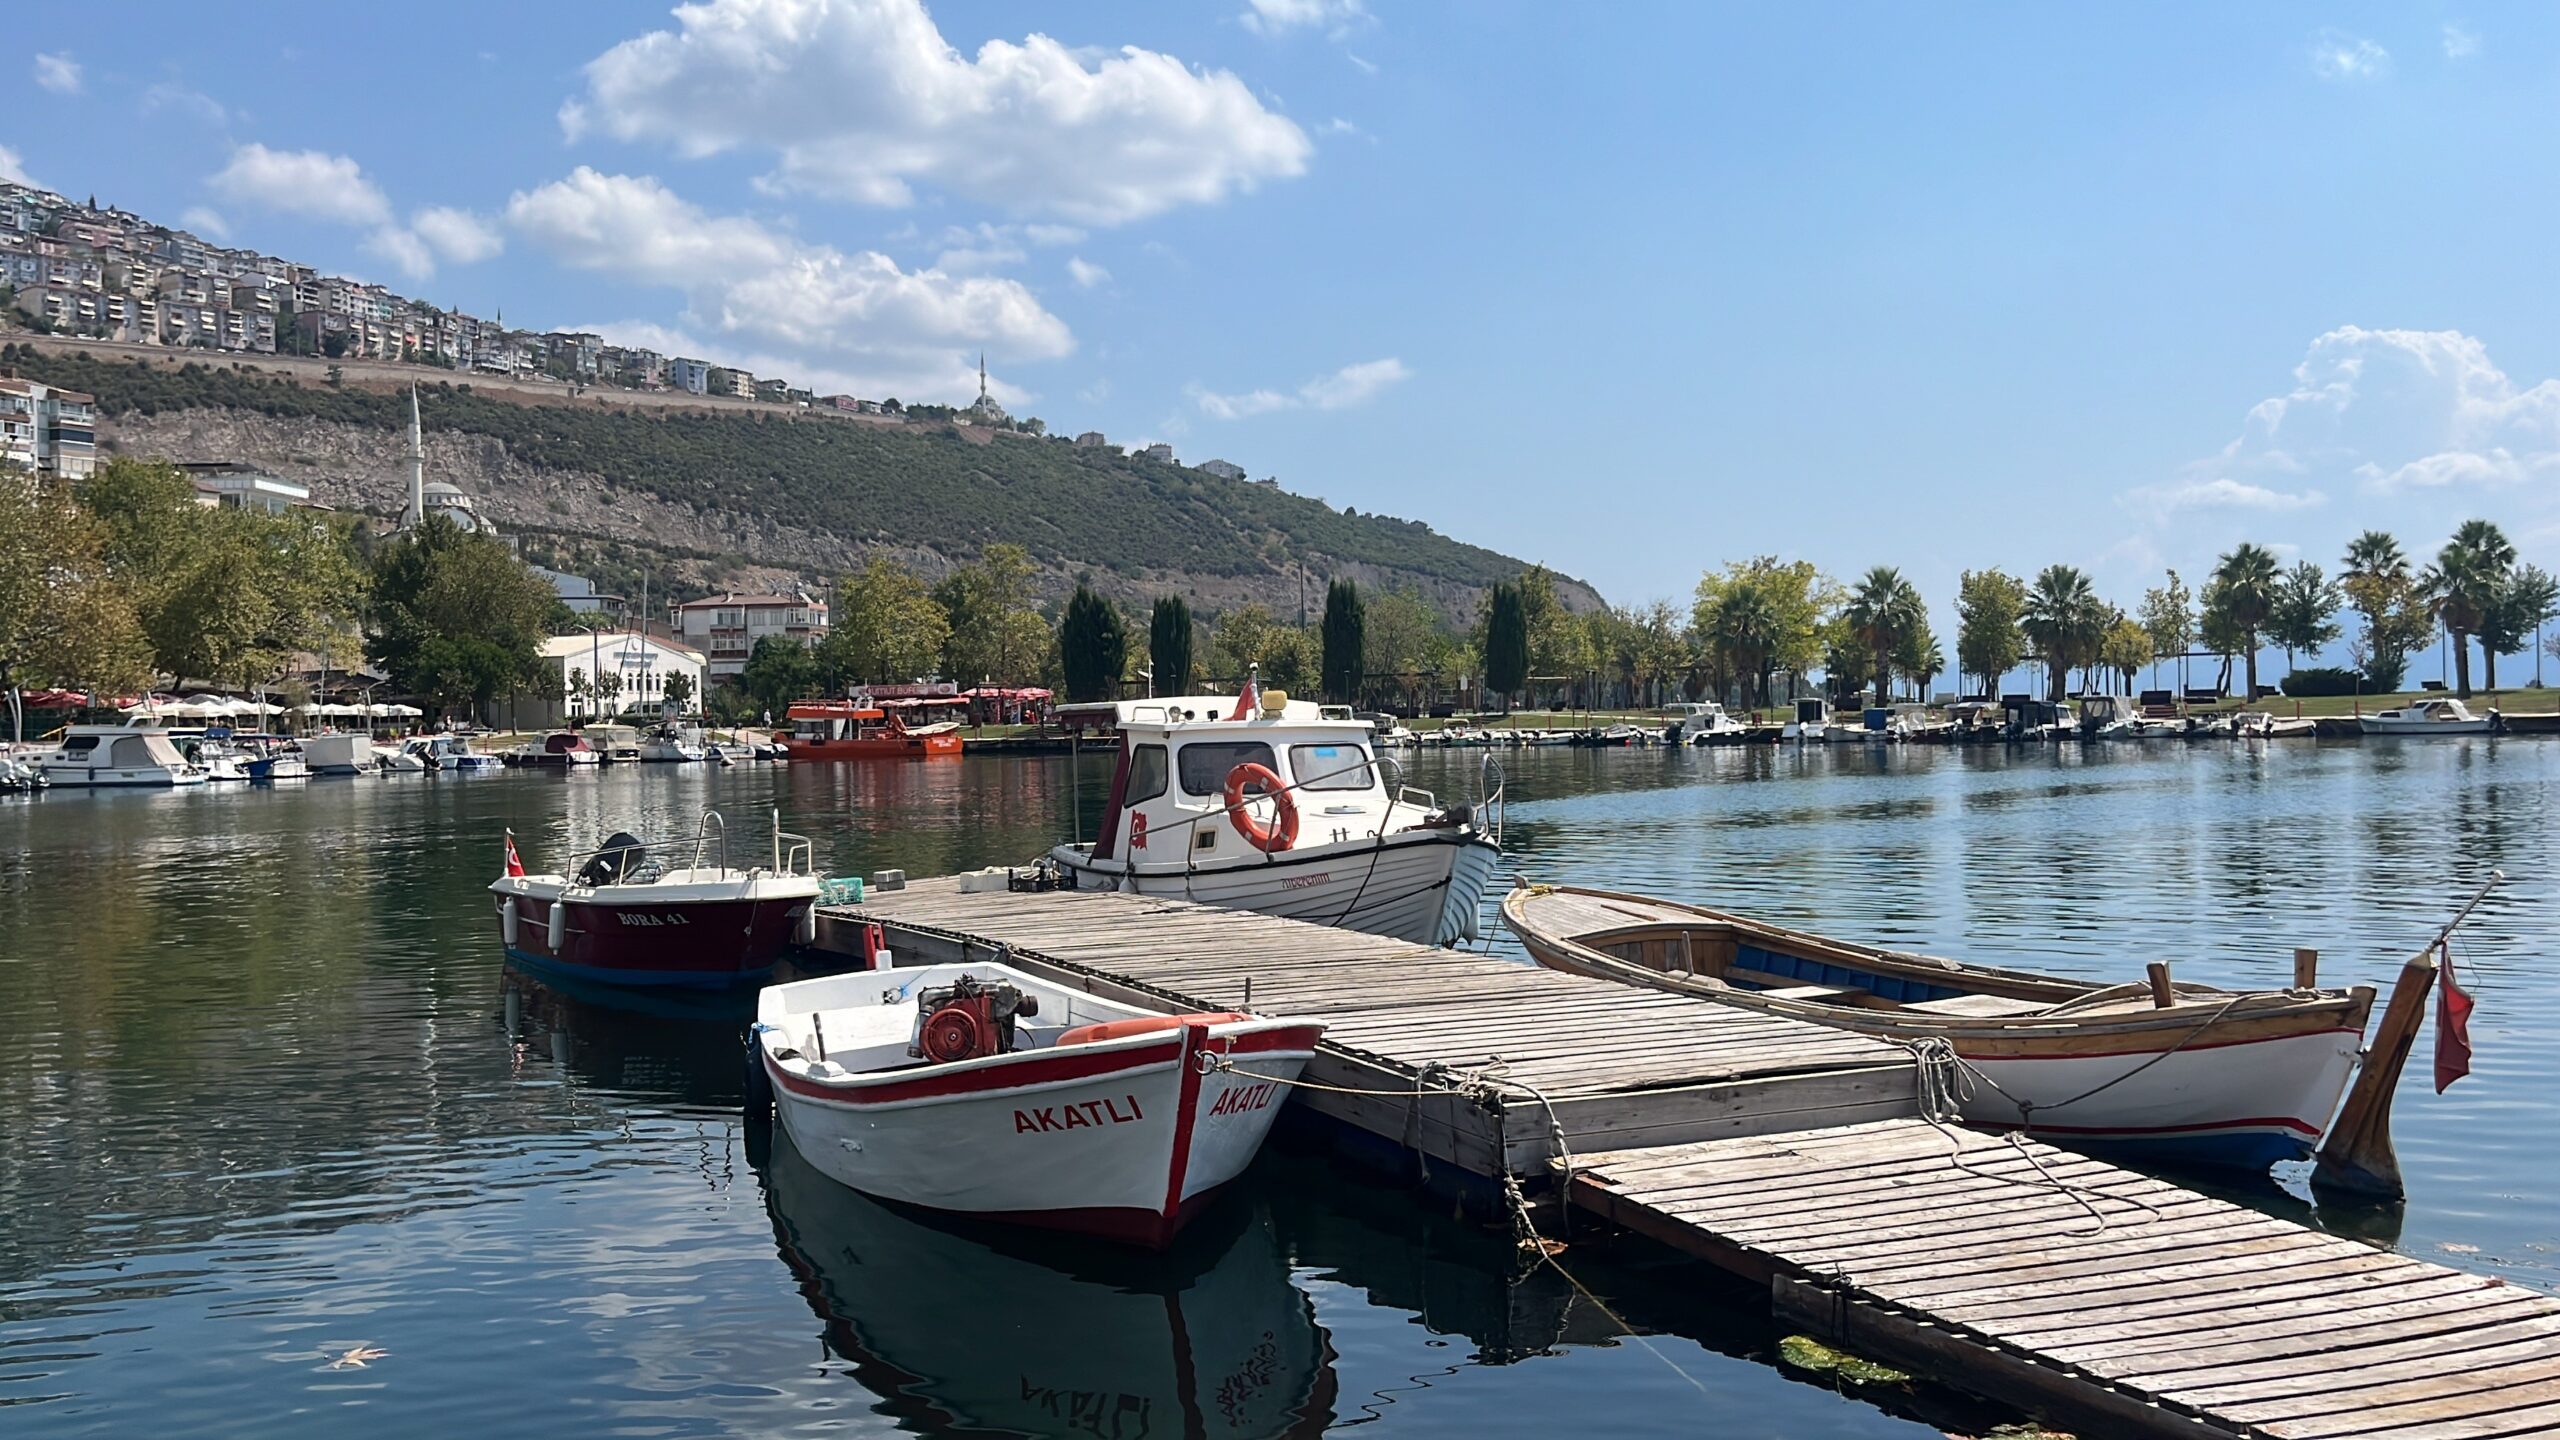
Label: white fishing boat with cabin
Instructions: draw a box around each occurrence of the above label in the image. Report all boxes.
[1666,701,1750,745]
[2359,698,2494,736]
[754,962,1324,1247]
[1046,676,1502,947]
[39,724,208,788]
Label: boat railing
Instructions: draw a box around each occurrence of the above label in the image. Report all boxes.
[769,807,815,876]
[1479,754,1506,848]
[688,809,730,876]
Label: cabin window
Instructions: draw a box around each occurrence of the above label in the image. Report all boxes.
[1289,744,1375,791]
[1125,744,1169,804]
[1176,741,1277,796]
[58,736,97,754]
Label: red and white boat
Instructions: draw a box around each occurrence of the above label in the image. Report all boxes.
[778,699,964,760]
[754,963,1323,1247]
[489,810,823,988]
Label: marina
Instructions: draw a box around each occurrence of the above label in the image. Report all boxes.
[3,740,2553,1439]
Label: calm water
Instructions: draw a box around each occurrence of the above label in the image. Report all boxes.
[1,740,2552,1438]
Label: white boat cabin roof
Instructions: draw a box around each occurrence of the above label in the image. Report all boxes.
[1101,692,1367,739]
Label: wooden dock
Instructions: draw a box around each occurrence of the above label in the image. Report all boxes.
[810,878,2560,1439]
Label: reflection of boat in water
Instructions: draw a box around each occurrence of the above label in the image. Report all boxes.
[498,961,756,1103]
[764,1131,1336,1440]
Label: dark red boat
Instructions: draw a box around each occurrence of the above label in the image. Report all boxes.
[489,811,823,988]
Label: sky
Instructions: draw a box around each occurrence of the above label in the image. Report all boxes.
[8,1,2560,669]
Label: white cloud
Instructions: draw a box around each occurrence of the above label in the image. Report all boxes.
[33,53,81,95]
[507,167,1073,401]
[180,206,231,240]
[0,143,37,188]
[2310,29,2390,81]
[1066,256,1111,289]
[1320,117,1361,137]
[1022,224,1085,248]
[363,225,436,280]
[2443,24,2480,59]
[408,206,505,264]
[1240,0,1369,38]
[1346,52,1379,75]
[1192,356,1408,418]
[2125,478,2328,520]
[141,83,229,126]
[565,0,1311,226]
[209,143,392,227]
[932,223,1026,274]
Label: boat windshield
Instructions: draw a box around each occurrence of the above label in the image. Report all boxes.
[1176,740,1276,795]
[1289,743,1375,791]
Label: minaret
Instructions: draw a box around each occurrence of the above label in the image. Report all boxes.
[978,351,990,405]
[403,385,425,528]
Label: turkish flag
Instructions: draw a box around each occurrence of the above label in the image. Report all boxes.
[503,831,526,878]
[2435,941,2475,1093]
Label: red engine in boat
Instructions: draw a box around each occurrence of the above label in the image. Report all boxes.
[909,975,1040,1063]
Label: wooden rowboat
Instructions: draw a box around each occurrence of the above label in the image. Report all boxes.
[1501,884,2376,1174]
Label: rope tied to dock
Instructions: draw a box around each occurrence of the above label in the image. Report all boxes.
[1903,1036,2162,1236]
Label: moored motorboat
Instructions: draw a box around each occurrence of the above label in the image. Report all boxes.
[489,810,823,987]
[301,732,374,776]
[419,734,503,772]
[1502,883,2377,1173]
[2359,698,2494,735]
[241,735,309,782]
[377,744,428,774]
[637,725,706,763]
[1666,701,1749,745]
[1047,675,1501,947]
[2233,711,2317,740]
[509,730,600,767]
[754,962,1323,1247]
[40,724,208,787]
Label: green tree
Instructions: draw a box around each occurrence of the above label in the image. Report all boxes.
[1633,599,1691,708]
[0,471,151,717]
[368,513,559,714]
[1895,615,1944,699]
[2019,565,2105,699]
[2267,561,2342,671]
[2210,542,2281,699]
[1691,557,1832,703]
[2492,564,2560,687]
[1843,566,1920,703]
[1955,568,2027,696]
[2099,615,2153,694]
[1705,580,1780,707]
[1319,578,1365,704]
[934,542,1041,684]
[1482,582,1529,711]
[2137,570,2193,689]
[2426,520,2516,696]
[2198,575,2248,694]
[1149,595,1194,697]
[1058,583,1126,702]
[824,555,950,687]
[1358,587,1448,705]
[662,671,696,712]
[738,634,820,718]
[2341,531,2423,693]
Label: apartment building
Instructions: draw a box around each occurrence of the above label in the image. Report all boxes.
[667,591,829,682]
[0,378,98,479]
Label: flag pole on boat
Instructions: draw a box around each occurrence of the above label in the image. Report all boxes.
[2311,868,2504,1201]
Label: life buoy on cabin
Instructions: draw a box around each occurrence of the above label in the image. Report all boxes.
[1222,762,1299,853]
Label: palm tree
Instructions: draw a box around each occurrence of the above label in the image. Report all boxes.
[2210,542,2281,700]
[2342,530,2407,588]
[1844,566,1917,703]
[2430,519,2518,695]
[1709,582,1779,708]
[2018,565,2103,701]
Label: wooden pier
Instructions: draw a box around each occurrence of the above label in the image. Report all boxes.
[810,878,2560,1439]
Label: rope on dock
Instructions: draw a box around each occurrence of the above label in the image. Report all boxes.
[1903,1037,2162,1236]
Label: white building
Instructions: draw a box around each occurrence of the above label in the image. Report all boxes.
[1197,458,1247,481]
[0,377,97,479]
[537,631,707,723]
[179,461,309,513]
[669,590,829,681]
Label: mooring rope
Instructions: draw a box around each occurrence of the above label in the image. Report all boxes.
[1902,1036,2162,1235]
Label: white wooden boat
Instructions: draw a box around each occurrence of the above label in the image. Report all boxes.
[2233,711,2317,739]
[1049,675,1500,947]
[2359,698,2494,735]
[756,962,1323,1247]
[39,724,207,787]
[1503,884,2375,1173]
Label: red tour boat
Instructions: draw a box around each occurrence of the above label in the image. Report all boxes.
[489,810,824,987]
[778,699,964,760]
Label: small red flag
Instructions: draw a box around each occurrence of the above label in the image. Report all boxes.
[2435,941,2474,1093]
[503,830,526,879]
[1227,675,1260,721]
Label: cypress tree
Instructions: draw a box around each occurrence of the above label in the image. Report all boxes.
[1149,595,1193,696]
[1059,584,1127,702]
[1484,582,1529,712]
[1320,579,1365,704]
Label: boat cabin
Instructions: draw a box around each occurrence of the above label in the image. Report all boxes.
[1088,691,1398,864]
[48,725,192,775]
[2076,694,2138,728]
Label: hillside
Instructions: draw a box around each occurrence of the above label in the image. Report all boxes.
[9,344,1602,620]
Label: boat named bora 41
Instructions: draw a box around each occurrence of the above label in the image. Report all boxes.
[754,963,1323,1247]
[1049,674,1501,947]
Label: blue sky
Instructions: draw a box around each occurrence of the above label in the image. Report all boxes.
[8,1,2560,664]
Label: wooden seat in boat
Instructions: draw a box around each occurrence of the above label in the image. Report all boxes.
[1900,993,2051,1018]
[1756,984,1864,1003]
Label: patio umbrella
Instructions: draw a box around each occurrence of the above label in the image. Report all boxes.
[293,702,325,716]
[386,703,423,717]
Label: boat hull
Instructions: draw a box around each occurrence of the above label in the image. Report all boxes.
[780,731,963,760]
[766,1021,1319,1247]
[491,880,817,987]
[40,767,205,787]
[1055,828,1499,947]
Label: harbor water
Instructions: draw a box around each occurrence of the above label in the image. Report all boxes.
[1,739,2552,1437]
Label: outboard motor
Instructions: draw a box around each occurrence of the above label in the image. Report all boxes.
[1419,801,1475,831]
[909,974,1041,1063]
[577,832,647,887]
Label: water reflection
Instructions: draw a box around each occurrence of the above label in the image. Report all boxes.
[765,1133,1337,1440]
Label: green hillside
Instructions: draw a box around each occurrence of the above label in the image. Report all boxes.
[10,346,1552,594]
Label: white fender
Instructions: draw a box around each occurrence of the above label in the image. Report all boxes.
[795,905,816,946]
[546,901,566,951]
[502,897,519,948]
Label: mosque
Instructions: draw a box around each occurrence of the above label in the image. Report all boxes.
[394,387,495,537]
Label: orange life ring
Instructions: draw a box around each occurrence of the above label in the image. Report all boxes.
[1129,811,1149,850]
[1056,1012,1252,1047]
[1222,762,1299,852]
